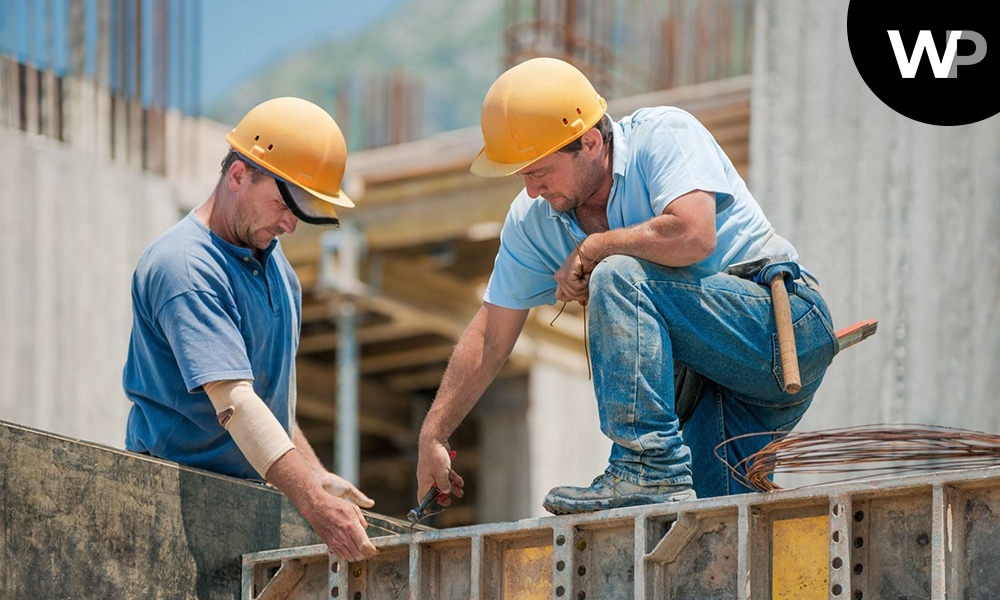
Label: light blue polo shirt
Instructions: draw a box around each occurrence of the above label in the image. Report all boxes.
[483,106,800,310]
[123,212,300,480]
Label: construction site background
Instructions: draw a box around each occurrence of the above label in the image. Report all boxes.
[1,0,999,534]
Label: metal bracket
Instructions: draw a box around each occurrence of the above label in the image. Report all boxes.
[255,559,305,600]
[644,513,702,565]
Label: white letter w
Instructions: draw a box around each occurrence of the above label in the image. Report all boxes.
[887,30,961,78]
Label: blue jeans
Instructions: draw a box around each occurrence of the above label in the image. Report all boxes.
[587,255,838,498]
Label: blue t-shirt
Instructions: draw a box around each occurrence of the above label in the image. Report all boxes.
[483,106,801,310]
[123,212,301,479]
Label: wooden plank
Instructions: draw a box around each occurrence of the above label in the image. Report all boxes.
[296,394,411,442]
[341,76,752,189]
[298,320,430,355]
[297,255,589,366]
[383,368,447,393]
[361,343,456,376]
[296,359,412,417]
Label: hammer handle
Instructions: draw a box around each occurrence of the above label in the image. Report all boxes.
[770,276,801,394]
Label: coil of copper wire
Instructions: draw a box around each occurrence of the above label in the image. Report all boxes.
[715,424,1000,492]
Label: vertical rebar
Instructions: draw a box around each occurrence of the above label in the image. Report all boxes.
[132,0,140,102]
[191,0,200,115]
[69,0,84,76]
[97,0,109,87]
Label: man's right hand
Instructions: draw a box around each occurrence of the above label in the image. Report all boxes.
[305,493,378,562]
[417,439,465,506]
[264,449,378,563]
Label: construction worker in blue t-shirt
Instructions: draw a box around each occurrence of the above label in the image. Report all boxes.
[122,98,395,562]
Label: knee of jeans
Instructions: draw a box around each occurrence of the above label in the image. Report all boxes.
[590,254,645,293]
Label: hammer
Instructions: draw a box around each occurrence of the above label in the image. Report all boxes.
[727,255,802,394]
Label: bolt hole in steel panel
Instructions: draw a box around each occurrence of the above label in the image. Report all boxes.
[850,499,870,600]
[419,540,471,600]
[864,492,932,599]
[657,512,738,599]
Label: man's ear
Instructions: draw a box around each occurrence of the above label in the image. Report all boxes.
[226,159,247,192]
[580,127,604,158]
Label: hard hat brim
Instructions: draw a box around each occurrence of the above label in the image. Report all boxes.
[229,148,354,226]
[469,149,538,178]
[276,178,352,227]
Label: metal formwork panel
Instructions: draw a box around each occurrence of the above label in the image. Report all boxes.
[242,466,1000,600]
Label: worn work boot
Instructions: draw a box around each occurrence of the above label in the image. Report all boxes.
[542,473,696,515]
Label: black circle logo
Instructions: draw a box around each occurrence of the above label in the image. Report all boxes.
[847,2,1000,126]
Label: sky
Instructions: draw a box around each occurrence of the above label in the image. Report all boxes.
[0,0,408,114]
[198,0,408,108]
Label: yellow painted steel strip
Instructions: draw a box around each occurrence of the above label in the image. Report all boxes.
[502,545,553,599]
[772,515,829,599]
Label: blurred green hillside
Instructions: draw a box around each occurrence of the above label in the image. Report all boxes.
[206,0,503,148]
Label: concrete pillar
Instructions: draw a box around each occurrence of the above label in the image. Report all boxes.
[477,375,533,523]
[525,360,611,518]
[750,1,1000,446]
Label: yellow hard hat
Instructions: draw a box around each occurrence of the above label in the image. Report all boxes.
[471,57,607,178]
[226,97,353,226]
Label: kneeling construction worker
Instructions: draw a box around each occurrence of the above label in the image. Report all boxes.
[417,58,838,514]
[122,98,379,560]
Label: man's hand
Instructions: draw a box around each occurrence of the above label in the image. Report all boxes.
[305,493,378,562]
[315,470,375,508]
[265,449,377,563]
[554,246,592,305]
[416,439,465,507]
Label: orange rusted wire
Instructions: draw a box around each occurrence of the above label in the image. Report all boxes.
[714,424,1000,492]
[550,220,614,380]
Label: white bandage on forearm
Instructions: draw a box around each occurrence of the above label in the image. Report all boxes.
[202,380,296,478]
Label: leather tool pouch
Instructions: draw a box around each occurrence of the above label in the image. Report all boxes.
[674,361,705,426]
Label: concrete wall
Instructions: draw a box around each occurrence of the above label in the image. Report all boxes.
[0,130,182,448]
[749,1,1000,441]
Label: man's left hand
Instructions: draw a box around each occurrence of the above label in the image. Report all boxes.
[316,470,375,508]
[555,242,595,305]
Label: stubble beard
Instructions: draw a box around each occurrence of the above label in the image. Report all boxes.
[558,157,605,213]
[231,199,269,250]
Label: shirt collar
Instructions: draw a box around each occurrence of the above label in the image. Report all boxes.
[545,199,565,221]
[610,116,628,179]
[188,211,278,265]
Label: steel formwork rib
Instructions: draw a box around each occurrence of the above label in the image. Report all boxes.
[243,465,1000,599]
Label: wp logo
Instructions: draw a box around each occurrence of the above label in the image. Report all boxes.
[887,30,987,79]
[848,2,1000,126]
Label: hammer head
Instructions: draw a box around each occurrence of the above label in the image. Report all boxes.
[726,254,795,281]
